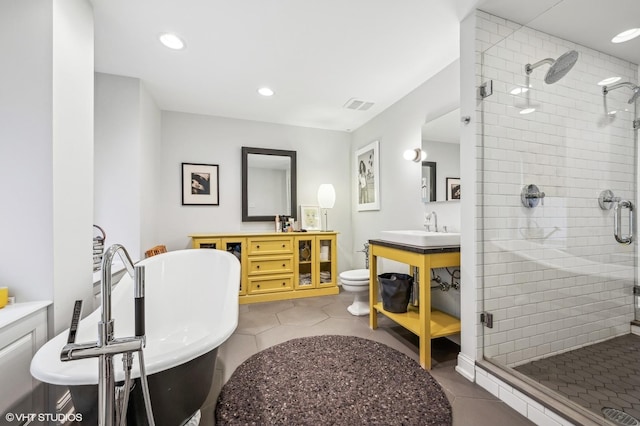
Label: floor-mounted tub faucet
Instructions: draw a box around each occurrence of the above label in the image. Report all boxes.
[60,244,155,426]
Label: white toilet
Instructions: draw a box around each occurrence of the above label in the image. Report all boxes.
[339,269,370,316]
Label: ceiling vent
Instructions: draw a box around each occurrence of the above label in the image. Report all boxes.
[343,98,375,111]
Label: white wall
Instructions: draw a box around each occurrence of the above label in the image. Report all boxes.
[349,61,462,322]
[458,11,478,381]
[157,112,354,269]
[51,0,95,333]
[350,60,461,262]
[0,0,55,306]
[94,73,161,260]
[138,81,162,255]
[0,0,94,333]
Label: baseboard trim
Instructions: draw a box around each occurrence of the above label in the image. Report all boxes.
[455,352,475,381]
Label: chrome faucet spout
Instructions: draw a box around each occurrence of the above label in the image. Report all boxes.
[101,244,135,344]
[61,338,141,362]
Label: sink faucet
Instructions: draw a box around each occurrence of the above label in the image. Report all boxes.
[425,211,438,232]
[60,244,155,425]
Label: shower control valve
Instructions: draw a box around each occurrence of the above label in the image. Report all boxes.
[521,184,545,208]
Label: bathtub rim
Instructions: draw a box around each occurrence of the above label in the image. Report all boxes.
[30,249,239,386]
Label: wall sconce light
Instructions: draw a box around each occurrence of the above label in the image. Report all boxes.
[317,184,336,231]
[403,148,427,162]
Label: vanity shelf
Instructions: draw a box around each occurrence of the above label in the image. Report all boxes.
[368,239,461,370]
[372,303,460,338]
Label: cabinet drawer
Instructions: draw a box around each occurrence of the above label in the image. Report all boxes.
[248,237,292,255]
[248,276,293,294]
[248,256,293,275]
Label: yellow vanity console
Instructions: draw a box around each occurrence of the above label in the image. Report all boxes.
[190,232,338,304]
[368,239,461,370]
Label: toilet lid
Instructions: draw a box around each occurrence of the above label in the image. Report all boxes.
[340,278,369,286]
[339,269,369,280]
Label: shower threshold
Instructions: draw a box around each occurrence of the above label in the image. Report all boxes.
[476,360,613,425]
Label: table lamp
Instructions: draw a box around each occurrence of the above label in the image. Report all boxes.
[317,184,336,231]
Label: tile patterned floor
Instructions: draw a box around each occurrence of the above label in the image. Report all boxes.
[199,290,534,426]
[515,333,640,423]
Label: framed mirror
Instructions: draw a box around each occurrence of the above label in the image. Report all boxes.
[422,108,460,203]
[242,147,297,222]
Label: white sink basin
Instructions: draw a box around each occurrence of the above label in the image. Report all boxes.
[379,230,460,247]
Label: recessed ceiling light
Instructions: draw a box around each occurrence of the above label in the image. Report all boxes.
[598,76,622,86]
[611,28,640,43]
[257,87,274,97]
[159,33,185,50]
[519,107,536,115]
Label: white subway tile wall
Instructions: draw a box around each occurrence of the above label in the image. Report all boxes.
[476,10,638,367]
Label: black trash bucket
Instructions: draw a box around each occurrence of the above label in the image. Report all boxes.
[378,273,414,313]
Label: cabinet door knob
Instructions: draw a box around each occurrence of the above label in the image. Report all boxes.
[282,263,286,267]
[257,284,260,288]
[256,245,260,249]
[282,282,286,286]
[282,244,285,248]
[256,265,260,269]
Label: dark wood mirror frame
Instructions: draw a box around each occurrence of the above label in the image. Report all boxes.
[241,147,297,222]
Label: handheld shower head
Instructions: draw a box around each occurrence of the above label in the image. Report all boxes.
[525,50,579,84]
[602,82,640,104]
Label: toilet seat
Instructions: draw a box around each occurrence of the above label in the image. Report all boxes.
[339,269,369,281]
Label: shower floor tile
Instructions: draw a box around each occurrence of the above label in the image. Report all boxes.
[515,333,640,421]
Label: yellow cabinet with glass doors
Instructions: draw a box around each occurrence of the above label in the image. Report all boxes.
[190,232,338,304]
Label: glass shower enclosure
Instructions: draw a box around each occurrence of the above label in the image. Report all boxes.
[478,8,639,422]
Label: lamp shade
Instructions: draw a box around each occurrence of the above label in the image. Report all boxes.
[317,184,336,209]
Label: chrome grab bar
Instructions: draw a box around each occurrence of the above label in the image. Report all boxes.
[614,200,634,245]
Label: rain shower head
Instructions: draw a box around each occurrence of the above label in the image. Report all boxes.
[525,50,579,84]
[602,82,640,104]
[630,86,640,104]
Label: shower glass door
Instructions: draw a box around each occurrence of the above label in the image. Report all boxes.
[478,8,638,419]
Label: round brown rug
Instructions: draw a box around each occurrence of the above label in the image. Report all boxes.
[215,335,452,425]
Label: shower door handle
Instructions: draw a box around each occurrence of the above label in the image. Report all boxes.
[614,200,633,245]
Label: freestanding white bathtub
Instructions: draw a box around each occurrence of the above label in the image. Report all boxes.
[31,248,240,425]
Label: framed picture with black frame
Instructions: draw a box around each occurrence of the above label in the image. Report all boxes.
[446,177,460,200]
[182,162,219,205]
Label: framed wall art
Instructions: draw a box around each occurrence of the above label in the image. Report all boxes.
[182,162,220,205]
[299,205,321,231]
[355,140,380,211]
[446,177,460,200]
